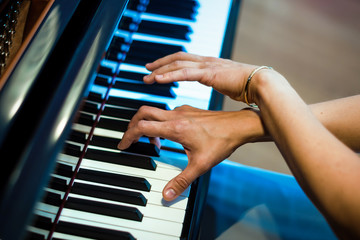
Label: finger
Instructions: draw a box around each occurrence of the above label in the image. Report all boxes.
[119,106,184,150]
[118,120,181,150]
[133,107,179,127]
[145,52,203,71]
[152,68,212,86]
[143,60,203,84]
[162,166,200,201]
[127,106,172,129]
[173,104,204,112]
[148,136,161,149]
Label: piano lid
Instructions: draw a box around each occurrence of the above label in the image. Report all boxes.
[0,0,128,239]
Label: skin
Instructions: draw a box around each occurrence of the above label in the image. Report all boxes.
[118,52,360,239]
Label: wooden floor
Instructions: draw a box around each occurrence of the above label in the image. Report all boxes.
[224,0,360,174]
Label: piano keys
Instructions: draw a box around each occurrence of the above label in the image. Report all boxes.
[0,0,242,239]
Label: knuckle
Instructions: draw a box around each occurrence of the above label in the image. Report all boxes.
[203,56,217,62]
[202,67,217,86]
[138,105,151,114]
[173,175,191,190]
[171,119,192,143]
[175,51,186,58]
[174,105,190,111]
[172,60,183,68]
[180,104,191,109]
[172,119,188,132]
[181,68,190,80]
[136,120,148,132]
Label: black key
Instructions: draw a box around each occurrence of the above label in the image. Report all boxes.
[65,197,143,221]
[148,0,199,11]
[117,70,178,87]
[32,215,53,230]
[82,101,101,114]
[94,76,110,87]
[110,37,129,53]
[54,163,74,178]
[110,36,126,47]
[98,65,114,76]
[76,113,95,126]
[90,135,160,157]
[48,177,68,192]
[53,162,151,192]
[118,16,140,31]
[42,191,62,207]
[87,92,104,103]
[63,143,81,157]
[106,50,126,62]
[124,40,184,66]
[77,168,151,192]
[85,148,157,171]
[67,130,87,144]
[97,117,128,132]
[107,95,169,110]
[90,134,129,149]
[102,106,137,120]
[113,81,176,98]
[127,0,149,12]
[71,182,147,206]
[25,231,45,240]
[146,0,199,20]
[106,36,129,62]
[130,40,185,53]
[56,221,135,240]
[124,141,160,157]
[117,70,146,82]
[48,174,148,206]
[138,20,192,40]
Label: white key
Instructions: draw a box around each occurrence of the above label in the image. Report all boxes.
[58,216,180,240]
[67,192,187,223]
[70,178,189,209]
[57,153,182,183]
[36,203,183,237]
[56,153,190,198]
[33,210,179,240]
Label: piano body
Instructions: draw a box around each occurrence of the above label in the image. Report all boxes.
[0,0,241,239]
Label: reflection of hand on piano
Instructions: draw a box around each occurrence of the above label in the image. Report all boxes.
[118,104,267,201]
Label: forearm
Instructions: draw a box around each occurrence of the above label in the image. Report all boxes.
[252,70,360,238]
[252,95,360,152]
[310,95,360,152]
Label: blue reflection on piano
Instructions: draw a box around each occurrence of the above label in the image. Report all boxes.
[201,160,337,239]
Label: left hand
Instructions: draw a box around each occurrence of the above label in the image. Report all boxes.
[118,105,266,201]
[142,52,260,102]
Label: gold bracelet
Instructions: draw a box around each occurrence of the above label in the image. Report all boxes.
[244,66,273,108]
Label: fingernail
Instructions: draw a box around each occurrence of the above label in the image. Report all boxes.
[165,188,176,199]
[155,74,163,80]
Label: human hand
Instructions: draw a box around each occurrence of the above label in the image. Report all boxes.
[118,105,267,201]
[143,51,260,102]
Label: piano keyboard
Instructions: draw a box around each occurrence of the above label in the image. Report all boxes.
[25,0,237,239]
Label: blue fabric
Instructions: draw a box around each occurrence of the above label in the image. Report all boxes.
[200,160,337,239]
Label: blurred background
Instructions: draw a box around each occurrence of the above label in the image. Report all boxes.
[224,0,360,175]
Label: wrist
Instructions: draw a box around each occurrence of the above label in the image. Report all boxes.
[235,108,270,144]
[244,66,273,107]
[250,69,288,108]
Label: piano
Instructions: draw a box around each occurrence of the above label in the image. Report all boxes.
[0,0,241,239]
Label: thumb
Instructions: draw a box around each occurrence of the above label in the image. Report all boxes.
[162,166,200,201]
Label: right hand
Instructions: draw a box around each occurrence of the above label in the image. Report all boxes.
[118,105,267,201]
[143,51,260,103]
